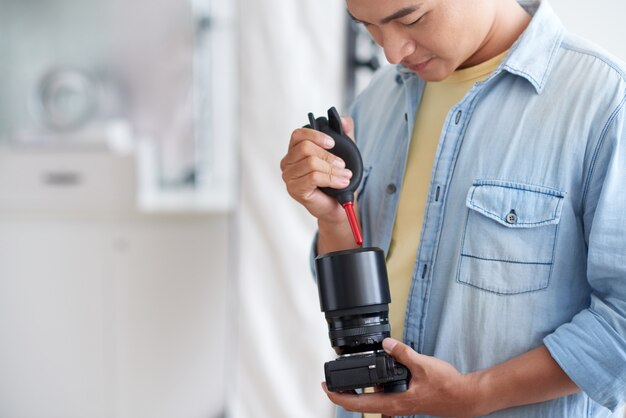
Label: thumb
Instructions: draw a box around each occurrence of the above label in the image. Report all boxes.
[383,338,415,365]
[341,116,355,141]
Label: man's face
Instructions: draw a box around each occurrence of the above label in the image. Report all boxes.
[346,0,497,81]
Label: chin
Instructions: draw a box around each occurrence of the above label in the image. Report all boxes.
[412,61,453,82]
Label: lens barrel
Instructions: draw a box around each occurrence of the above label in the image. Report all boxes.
[315,247,391,355]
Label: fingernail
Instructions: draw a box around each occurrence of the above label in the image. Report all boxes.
[340,169,352,178]
[339,178,350,186]
[383,338,398,353]
[324,137,335,148]
[332,158,345,168]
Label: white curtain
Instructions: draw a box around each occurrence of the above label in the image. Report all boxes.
[231,0,346,417]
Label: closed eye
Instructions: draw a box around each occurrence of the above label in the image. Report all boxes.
[405,14,426,26]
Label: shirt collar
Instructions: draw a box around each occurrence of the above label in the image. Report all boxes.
[500,0,565,93]
[397,0,565,94]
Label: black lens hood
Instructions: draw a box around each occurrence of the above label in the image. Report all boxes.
[315,247,390,313]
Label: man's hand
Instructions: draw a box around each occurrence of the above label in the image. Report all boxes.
[322,338,478,417]
[280,115,360,253]
[280,117,355,223]
[322,338,580,417]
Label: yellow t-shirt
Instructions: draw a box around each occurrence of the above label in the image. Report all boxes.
[363,51,506,418]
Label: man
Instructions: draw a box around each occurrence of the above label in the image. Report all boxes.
[280,0,626,416]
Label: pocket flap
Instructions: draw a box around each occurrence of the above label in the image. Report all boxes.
[466,180,564,228]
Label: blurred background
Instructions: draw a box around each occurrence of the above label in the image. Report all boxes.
[0,1,624,417]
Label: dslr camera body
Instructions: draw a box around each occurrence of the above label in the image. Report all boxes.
[315,247,411,393]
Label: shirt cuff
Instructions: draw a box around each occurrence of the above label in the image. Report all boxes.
[543,308,626,411]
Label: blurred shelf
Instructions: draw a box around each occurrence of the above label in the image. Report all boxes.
[0,144,136,214]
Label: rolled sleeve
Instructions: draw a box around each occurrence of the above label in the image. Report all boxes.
[544,307,626,411]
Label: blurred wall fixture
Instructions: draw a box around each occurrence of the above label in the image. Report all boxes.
[0,0,238,213]
[137,0,237,213]
[38,68,98,131]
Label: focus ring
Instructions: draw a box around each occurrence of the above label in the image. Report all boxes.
[329,323,390,340]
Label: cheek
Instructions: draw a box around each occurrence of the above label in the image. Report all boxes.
[412,27,449,61]
[445,2,492,53]
[424,4,467,51]
[423,21,471,65]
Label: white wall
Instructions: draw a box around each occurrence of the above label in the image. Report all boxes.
[550,0,626,61]
[0,150,229,418]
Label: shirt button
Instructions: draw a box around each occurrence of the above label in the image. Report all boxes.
[455,110,462,125]
[386,183,397,194]
[506,210,518,224]
[395,74,403,85]
[404,113,408,122]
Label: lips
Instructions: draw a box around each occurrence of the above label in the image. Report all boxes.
[406,57,434,72]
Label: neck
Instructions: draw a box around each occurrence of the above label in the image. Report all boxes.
[460,0,531,69]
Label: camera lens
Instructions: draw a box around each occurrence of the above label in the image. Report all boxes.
[315,247,391,355]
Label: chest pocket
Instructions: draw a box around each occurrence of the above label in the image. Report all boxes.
[457,180,565,295]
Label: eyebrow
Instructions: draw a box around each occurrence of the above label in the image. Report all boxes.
[347,5,421,26]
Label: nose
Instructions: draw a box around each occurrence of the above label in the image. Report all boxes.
[380,27,415,65]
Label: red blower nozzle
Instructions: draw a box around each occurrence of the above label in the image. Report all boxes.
[342,202,363,246]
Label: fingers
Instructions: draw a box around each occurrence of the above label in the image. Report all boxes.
[321,382,397,415]
[283,155,352,183]
[383,338,424,370]
[285,171,351,201]
[281,139,345,169]
[281,143,353,203]
[289,127,335,151]
[281,135,345,172]
[279,117,357,219]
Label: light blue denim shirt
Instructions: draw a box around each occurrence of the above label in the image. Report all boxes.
[311,1,626,417]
